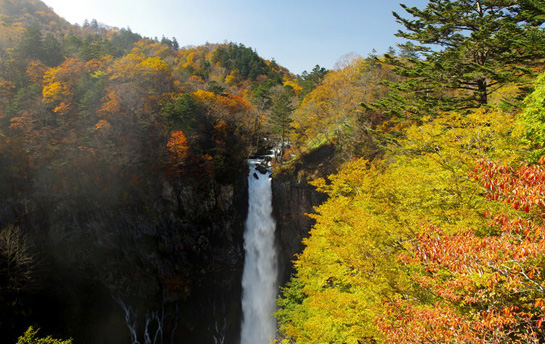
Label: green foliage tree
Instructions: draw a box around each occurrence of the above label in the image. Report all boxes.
[211,42,279,82]
[377,0,545,118]
[297,65,328,100]
[109,28,143,56]
[251,83,273,112]
[516,71,545,162]
[41,34,63,67]
[14,23,44,61]
[205,80,226,94]
[270,87,295,163]
[161,93,199,132]
[15,24,63,67]
[16,327,72,344]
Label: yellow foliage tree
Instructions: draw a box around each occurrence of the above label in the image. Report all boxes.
[283,77,302,97]
[290,56,394,158]
[276,109,518,343]
[42,58,85,112]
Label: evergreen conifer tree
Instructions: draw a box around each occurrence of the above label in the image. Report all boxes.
[270,89,295,163]
[376,0,545,118]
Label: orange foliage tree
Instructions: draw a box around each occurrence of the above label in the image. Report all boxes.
[192,89,255,142]
[192,89,252,120]
[378,157,545,343]
[167,130,189,164]
[25,60,48,85]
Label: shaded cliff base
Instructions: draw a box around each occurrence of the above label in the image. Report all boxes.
[272,144,335,286]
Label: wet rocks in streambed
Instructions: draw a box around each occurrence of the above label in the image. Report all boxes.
[255,164,268,174]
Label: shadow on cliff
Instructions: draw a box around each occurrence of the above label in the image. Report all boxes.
[272,144,335,287]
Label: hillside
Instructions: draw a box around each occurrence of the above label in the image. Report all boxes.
[0,0,72,49]
[274,1,545,343]
[0,1,297,343]
[3,0,545,343]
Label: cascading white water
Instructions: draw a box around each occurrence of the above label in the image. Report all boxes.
[240,161,278,344]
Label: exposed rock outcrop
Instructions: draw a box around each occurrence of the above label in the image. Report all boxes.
[272,176,327,285]
[272,144,336,285]
[15,170,249,344]
[255,164,268,175]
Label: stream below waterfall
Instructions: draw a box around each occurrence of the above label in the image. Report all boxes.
[239,160,278,344]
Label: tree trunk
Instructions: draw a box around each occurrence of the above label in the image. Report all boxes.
[477,78,488,105]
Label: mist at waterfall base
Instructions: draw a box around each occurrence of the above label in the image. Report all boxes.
[240,161,279,344]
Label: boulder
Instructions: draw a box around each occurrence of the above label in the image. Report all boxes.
[255,164,268,174]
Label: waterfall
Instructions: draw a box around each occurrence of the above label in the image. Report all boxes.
[113,297,167,344]
[240,161,278,344]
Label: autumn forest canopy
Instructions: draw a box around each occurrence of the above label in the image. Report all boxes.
[2,0,545,343]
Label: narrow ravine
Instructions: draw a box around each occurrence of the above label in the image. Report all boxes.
[239,160,278,344]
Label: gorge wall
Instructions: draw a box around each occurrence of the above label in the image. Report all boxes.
[272,144,335,286]
[2,143,333,344]
[272,176,327,286]
[3,169,249,344]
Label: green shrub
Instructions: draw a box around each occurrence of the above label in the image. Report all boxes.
[16,326,72,344]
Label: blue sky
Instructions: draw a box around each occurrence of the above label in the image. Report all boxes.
[41,0,429,74]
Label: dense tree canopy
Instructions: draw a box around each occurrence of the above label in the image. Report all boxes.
[276,107,518,343]
[376,0,545,118]
[4,0,545,343]
[297,65,328,100]
[275,3,545,342]
[290,55,395,162]
[0,2,294,341]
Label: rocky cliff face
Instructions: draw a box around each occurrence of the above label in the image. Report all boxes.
[6,170,248,344]
[272,176,326,285]
[271,145,335,286]
[3,140,335,343]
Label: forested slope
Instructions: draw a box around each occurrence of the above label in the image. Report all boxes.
[274,1,545,343]
[3,0,545,343]
[0,1,297,343]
